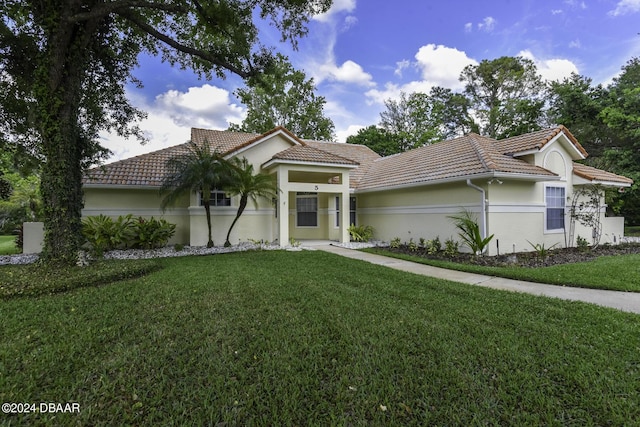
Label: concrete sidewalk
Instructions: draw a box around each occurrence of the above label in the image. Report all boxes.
[316,244,640,315]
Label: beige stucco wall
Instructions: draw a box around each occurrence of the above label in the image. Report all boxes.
[357,183,484,248]
[82,187,190,244]
[188,206,276,246]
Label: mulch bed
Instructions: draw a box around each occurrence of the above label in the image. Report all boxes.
[383,243,640,268]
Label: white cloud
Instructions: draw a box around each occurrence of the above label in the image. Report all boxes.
[551,9,563,15]
[320,60,375,87]
[313,0,356,22]
[464,22,473,33]
[569,39,581,49]
[100,85,244,162]
[517,50,579,82]
[478,16,497,32]
[394,59,411,77]
[414,44,478,89]
[335,124,365,143]
[609,0,640,16]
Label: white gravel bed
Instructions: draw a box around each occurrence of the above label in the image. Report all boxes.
[0,240,388,265]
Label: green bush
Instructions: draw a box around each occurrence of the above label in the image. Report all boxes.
[576,235,590,251]
[426,236,441,254]
[129,217,176,249]
[82,215,176,253]
[390,237,401,249]
[348,224,374,242]
[444,238,459,257]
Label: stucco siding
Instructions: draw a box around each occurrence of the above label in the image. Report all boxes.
[188,207,276,246]
[83,188,190,244]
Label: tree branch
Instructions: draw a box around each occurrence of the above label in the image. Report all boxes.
[66,1,187,23]
[117,10,254,79]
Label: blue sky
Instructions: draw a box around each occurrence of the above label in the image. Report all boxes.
[101,0,640,161]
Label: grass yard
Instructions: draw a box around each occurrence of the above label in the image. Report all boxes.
[1,251,639,426]
[0,235,18,255]
[365,248,640,293]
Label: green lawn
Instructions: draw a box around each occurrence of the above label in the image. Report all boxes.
[0,235,18,255]
[364,248,640,293]
[1,251,639,426]
[626,225,640,236]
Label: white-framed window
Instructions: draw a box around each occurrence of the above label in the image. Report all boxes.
[296,192,318,227]
[335,196,357,227]
[200,190,231,207]
[545,185,565,232]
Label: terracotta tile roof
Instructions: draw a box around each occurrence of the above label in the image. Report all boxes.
[494,125,588,158]
[84,129,263,187]
[303,140,381,187]
[270,145,359,166]
[356,133,558,191]
[573,163,633,185]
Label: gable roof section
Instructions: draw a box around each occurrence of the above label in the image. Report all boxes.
[266,145,359,166]
[494,126,588,159]
[573,163,633,186]
[357,133,558,192]
[84,128,280,187]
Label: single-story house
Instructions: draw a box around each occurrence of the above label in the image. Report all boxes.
[83,126,633,255]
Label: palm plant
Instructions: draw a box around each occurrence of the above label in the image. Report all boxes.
[223,157,278,247]
[448,209,494,255]
[160,141,227,248]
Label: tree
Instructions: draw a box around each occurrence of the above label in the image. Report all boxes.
[378,88,476,152]
[229,54,335,140]
[161,141,229,248]
[0,0,331,265]
[223,157,278,247]
[345,126,403,156]
[547,73,612,158]
[460,56,545,139]
[599,58,640,224]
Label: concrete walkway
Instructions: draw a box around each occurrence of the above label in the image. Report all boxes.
[315,244,640,315]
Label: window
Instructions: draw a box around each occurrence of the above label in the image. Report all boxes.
[335,196,357,227]
[350,197,357,226]
[545,186,565,231]
[200,190,231,207]
[296,192,318,227]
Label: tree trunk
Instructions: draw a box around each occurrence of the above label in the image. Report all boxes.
[38,11,100,265]
[225,196,248,247]
[204,202,214,248]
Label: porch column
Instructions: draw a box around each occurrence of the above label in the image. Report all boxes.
[276,166,289,247]
[339,171,350,244]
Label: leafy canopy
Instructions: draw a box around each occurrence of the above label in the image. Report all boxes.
[0,0,331,263]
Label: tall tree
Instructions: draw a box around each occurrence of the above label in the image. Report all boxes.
[346,126,403,156]
[229,54,335,140]
[378,88,475,152]
[161,142,228,248]
[547,73,611,158]
[223,157,278,247]
[0,0,331,265]
[460,56,545,139]
[599,58,640,224]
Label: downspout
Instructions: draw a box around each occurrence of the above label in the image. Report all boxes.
[466,179,487,252]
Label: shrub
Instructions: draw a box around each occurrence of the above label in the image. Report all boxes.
[129,217,176,249]
[82,215,176,253]
[576,235,590,251]
[348,224,374,242]
[390,237,401,249]
[448,209,494,255]
[407,238,418,252]
[444,238,459,257]
[82,214,135,255]
[426,236,441,254]
[527,241,559,260]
